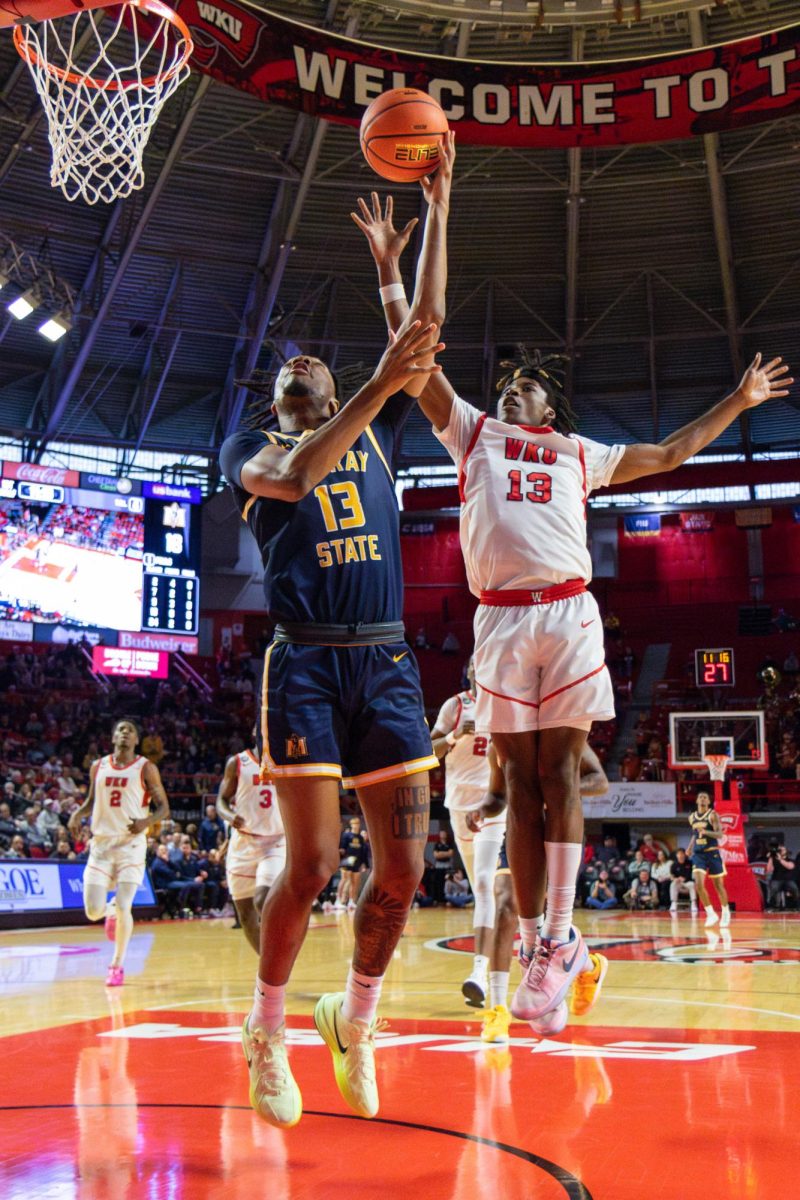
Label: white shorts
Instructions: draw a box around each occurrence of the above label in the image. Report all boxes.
[450,806,508,847]
[226,833,287,901]
[84,836,146,890]
[445,784,488,817]
[473,591,615,733]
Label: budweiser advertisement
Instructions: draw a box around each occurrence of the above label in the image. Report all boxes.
[3,461,80,488]
[165,3,800,148]
[92,646,170,679]
[118,630,199,654]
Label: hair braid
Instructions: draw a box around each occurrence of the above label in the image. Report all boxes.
[495,346,578,434]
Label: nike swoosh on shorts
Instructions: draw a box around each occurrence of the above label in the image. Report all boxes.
[392,652,408,663]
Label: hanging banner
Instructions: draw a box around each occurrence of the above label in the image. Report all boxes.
[623,514,661,537]
[583,782,676,819]
[168,4,800,148]
[680,511,715,532]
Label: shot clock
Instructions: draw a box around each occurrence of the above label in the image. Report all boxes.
[694,648,735,688]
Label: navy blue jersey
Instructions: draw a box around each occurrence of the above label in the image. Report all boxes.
[219,397,412,624]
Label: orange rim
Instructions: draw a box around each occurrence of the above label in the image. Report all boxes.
[12,0,193,91]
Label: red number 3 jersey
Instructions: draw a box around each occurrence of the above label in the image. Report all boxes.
[91,755,149,838]
[435,396,624,593]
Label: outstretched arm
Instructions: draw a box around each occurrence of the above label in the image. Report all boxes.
[352,132,456,430]
[611,354,793,485]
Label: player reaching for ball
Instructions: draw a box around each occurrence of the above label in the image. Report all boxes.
[219,320,443,1128]
[68,718,169,987]
[354,128,793,1028]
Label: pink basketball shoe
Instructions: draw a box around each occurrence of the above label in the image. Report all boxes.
[105,965,124,987]
[511,926,589,1021]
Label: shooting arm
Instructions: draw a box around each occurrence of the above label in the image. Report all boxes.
[240,323,442,502]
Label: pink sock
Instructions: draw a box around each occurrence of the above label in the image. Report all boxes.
[251,978,285,1034]
[542,841,583,944]
[341,966,383,1025]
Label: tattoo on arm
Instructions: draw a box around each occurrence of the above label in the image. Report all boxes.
[352,881,409,977]
[390,784,429,841]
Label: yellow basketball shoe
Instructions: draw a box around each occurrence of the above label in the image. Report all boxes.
[314,992,382,1119]
[241,1017,302,1128]
[481,1005,512,1043]
[569,952,609,1018]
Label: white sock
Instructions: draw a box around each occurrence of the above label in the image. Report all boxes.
[341,966,383,1025]
[542,841,583,944]
[722,904,730,913]
[472,953,490,979]
[489,971,509,1008]
[251,979,286,1034]
[518,914,544,957]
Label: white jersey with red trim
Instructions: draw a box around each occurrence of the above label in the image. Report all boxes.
[435,692,491,802]
[91,755,149,838]
[231,750,284,838]
[435,395,624,594]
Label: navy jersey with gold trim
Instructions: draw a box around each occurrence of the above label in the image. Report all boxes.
[219,398,412,625]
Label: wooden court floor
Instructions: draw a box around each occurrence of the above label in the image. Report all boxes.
[2,907,799,1199]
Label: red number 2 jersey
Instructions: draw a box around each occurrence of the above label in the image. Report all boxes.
[435,396,624,594]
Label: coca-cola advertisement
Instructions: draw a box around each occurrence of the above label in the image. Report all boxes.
[3,461,80,488]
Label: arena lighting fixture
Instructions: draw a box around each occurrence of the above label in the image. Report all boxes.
[38,312,72,342]
[7,288,39,319]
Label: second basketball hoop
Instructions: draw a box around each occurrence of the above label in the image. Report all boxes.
[3,0,193,205]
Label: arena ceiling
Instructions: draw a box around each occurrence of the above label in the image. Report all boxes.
[0,0,799,486]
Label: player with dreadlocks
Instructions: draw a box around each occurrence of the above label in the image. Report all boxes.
[355,130,792,1031]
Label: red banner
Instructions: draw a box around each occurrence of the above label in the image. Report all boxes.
[171,3,800,148]
[3,461,80,487]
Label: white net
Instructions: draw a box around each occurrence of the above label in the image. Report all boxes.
[703,754,731,782]
[14,2,192,205]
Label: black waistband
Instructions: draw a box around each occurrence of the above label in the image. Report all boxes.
[273,621,406,647]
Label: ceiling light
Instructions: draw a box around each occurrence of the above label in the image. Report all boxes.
[38,312,72,342]
[8,289,39,320]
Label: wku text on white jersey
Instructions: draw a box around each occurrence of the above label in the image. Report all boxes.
[435,395,624,594]
[91,755,149,838]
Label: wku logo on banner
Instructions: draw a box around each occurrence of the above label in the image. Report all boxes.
[182,0,261,65]
[4,461,79,487]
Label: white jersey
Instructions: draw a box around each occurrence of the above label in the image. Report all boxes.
[435,691,491,803]
[230,750,284,838]
[435,395,624,593]
[91,754,149,839]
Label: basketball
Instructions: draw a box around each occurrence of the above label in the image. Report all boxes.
[360,88,449,183]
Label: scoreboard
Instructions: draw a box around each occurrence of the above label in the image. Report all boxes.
[141,482,201,634]
[694,648,735,688]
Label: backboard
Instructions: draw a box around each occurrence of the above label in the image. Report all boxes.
[668,710,767,770]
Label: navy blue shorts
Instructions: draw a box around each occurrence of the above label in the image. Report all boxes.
[496,836,510,874]
[257,641,438,788]
[692,847,726,877]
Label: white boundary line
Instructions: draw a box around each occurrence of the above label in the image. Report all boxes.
[608,993,800,1022]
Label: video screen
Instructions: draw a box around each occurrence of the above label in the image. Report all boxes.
[0,494,144,631]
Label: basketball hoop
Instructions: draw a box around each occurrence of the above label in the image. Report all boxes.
[703,754,731,782]
[12,0,193,204]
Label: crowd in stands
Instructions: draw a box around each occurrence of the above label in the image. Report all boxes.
[578,834,698,912]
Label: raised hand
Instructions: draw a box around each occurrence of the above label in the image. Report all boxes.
[420,129,455,207]
[371,320,444,396]
[737,353,793,408]
[351,191,418,266]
